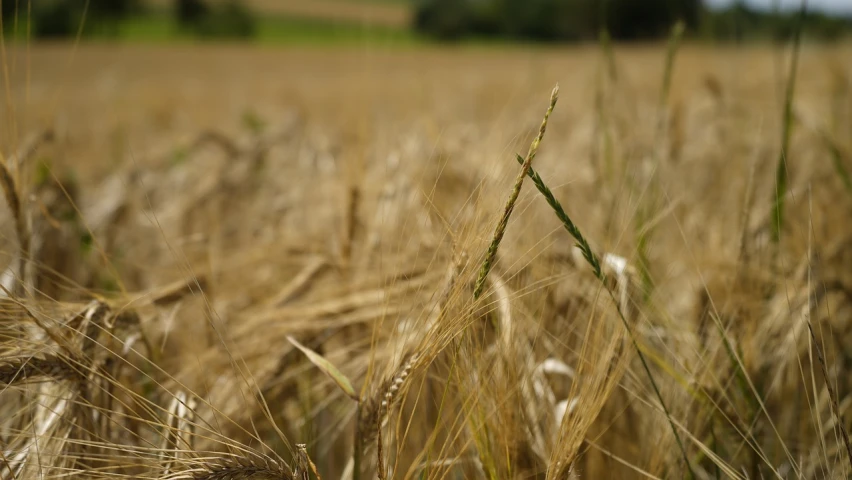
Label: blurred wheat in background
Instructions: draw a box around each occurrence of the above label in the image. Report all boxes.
[1,0,852,478]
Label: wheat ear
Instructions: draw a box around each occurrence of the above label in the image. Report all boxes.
[192,456,294,480]
[473,84,559,299]
[0,354,84,386]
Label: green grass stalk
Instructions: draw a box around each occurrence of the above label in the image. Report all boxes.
[771,0,806,244]
[659,21,685,111]
[599,29,618,83]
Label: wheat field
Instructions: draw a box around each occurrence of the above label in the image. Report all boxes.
[1,41,852,479]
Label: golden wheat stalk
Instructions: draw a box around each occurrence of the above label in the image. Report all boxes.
[473,84,559,299]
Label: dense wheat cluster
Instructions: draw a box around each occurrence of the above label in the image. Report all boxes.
[1,42,851,478]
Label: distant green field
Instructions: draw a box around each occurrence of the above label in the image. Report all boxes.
[63,11,420,46]
[0,0,417,46]
[3,11,531,49]
[254,16,417,45]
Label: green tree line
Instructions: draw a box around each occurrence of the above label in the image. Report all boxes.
[413,0,852,42]
[1,0,849,42]
[0,0,256,39]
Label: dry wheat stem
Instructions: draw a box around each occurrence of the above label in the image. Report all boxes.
[805,187,852,472]
[161,391,200,477]
[266,256,326,307]
[0,155,31,297]
[342,186,360,264]
[9,129,54,172]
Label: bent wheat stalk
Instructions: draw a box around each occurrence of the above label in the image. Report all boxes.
[515,155,696,479]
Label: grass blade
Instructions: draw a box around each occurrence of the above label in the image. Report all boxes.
[659,20,685,111]
[288,335,359,401]
[771,0,807,244]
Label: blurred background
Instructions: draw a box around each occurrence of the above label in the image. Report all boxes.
[1,0,850,45]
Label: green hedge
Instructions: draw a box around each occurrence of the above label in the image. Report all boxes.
[413,0,851,42]
[2,0,257,40]
[413,0,700,41]
[175,0,256,39]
